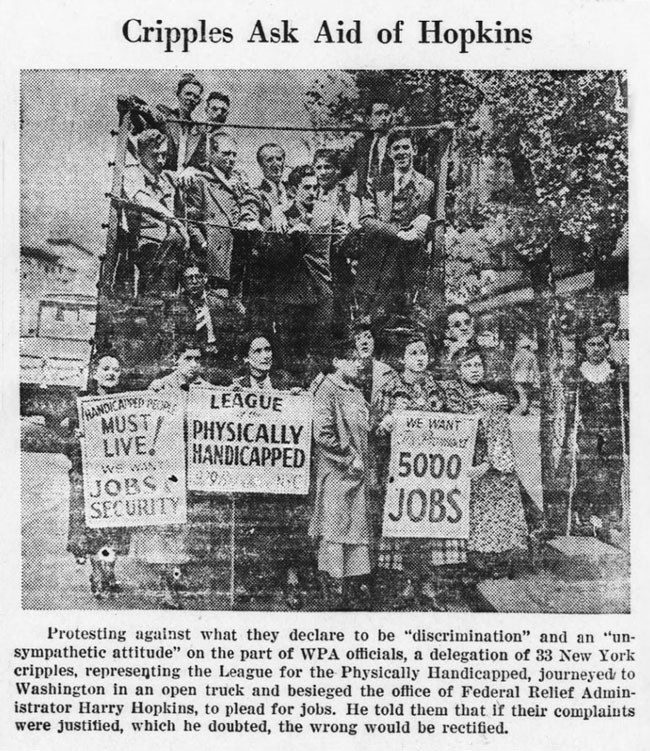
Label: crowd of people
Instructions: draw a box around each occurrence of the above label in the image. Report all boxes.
[58,74,629,611]
[116,72,448,377]
[61,317,628,611]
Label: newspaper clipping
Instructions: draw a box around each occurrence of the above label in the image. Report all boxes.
[3,2,649,750]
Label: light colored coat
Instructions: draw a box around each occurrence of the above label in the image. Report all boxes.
[309,375,371,545]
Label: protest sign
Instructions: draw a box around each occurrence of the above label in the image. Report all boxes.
[187,385,313,495]
[78,391,186,528]
[383,410,479,539]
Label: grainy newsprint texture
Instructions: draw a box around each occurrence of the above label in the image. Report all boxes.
[20,69,629,614]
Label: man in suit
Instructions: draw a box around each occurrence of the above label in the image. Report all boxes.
[343,98,394,198]
[273,165,337,374]
[185,132,260,297]
[313,148,362,339]
[256,143,289,218]
[123,74,206,172]
[121,129,190,296]
[169,266,243,369]
[240,143,289,330]
[154,74,207,172]
[358,129,434,329]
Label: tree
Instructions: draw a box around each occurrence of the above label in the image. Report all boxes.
[308,70,628,518]
[478,71,627,505]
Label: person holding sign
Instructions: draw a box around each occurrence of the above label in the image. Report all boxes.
[231,332,308,608]
[130,340,209,608]
[232,332,297,392]
[62,353,131,600]
[309,338,372,610]
[444,347,528,579]
[373,332,459,610]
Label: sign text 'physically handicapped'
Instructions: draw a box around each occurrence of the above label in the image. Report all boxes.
[383,411,479,539]
[187,386,313,495]
[78,392,186,528]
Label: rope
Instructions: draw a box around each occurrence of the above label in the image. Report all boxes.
[166,118,454,134]
[169,118,369,133]
[107,194,347,237]
[183,216,344,238]
[108,193,444,238]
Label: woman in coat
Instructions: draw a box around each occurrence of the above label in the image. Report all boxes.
[62,352,131,599]
[309,338,372,609]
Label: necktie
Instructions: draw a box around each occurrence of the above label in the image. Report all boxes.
[177,124,188,168]
[368,136,379,179]
[195,302,215,343]
[196,304,207,333]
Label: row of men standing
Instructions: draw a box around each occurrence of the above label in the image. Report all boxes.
[119,74,439,374]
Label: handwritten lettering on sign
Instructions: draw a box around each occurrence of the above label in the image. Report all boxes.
[79,392,186,528]
[383,411,479,539]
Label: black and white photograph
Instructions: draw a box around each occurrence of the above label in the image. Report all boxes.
[20,68,629,613]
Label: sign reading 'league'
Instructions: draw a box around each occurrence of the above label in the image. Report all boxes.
[79,392,186,528]
[188,386,313,495]
[383,411,479,539]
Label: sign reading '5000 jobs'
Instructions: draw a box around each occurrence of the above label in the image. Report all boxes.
[79,392,186,528]
[187,386,313,495]
[383,411,479,539]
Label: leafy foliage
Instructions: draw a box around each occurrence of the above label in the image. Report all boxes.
[305,70,627,273]
[479,71,627,260]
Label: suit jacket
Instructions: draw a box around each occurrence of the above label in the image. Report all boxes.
[185,167,259,283]
[121,162,182,244]
[156,105,205,171]
[342,134,394,197]
[356,169,435,309]
[171,290,230,343]
[360,169,435,232]
[257,178,289,226]
[238,178,291,299]
[273,200,336,306]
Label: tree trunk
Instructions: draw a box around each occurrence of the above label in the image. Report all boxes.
[427,130,452,316]
[530,247,566,528]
